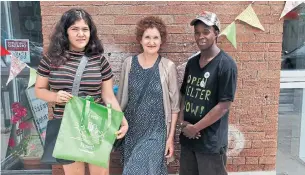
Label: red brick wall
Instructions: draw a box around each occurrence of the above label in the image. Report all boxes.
[40,1,284,174]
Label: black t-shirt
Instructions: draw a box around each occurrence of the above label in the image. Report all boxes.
[180,50,237,153]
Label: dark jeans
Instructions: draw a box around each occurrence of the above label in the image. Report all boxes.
[179,145,228,175]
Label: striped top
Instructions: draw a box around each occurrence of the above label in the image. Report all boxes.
[37,50,113,119]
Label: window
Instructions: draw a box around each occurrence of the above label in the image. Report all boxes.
[1,1,46,170]
[277,4,305,175]
[281,5,305,70]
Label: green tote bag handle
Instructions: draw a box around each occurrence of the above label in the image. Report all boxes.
[79,96,112,149]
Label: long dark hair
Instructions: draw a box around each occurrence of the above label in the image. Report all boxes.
[47,8,103,66]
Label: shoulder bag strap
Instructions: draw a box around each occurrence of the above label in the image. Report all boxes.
[71,55,89,96]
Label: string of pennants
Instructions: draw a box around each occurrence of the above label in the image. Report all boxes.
[219,1,304,48]
[1,1,304,86]
[1,46,37,88]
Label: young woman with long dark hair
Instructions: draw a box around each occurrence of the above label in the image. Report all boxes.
[35,8,128,175]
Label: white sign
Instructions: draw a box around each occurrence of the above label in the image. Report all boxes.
[26,87,48,145]
[5,39,31,63]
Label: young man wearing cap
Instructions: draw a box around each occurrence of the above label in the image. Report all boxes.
[179,11,237,175]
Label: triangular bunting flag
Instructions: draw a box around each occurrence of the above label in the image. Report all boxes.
[0,46,10,56]
[280,1,304,19]
[27,67,37,88]
[6,55,27,86]
[220,21,237,48]
[235,4,265,31]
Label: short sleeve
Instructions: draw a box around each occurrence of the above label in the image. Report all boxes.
[218,64,237,102]
[100,56,113,81]
[180,62,189,95]
[37,55,51,77]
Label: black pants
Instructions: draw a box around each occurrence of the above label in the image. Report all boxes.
[179,145,228,175]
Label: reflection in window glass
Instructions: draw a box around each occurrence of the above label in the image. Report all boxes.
[10,1,43,67]
[281,5,305,70]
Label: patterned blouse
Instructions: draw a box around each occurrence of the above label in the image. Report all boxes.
[37,50,113,119]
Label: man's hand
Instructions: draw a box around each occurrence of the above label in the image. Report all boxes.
[182,124,200,139]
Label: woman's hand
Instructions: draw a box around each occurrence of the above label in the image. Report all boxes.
[55,90,73,104]
[165,138,174,158]
[116,120,128,139]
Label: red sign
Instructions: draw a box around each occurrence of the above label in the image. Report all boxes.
[5,40,29,51]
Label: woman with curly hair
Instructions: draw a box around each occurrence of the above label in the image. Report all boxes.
[35,8,128,175]
[117,16,180,175]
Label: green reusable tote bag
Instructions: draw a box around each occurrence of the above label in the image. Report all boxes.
[52,96,123,168]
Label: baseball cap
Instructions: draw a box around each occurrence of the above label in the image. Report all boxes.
[190,11,221,32]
